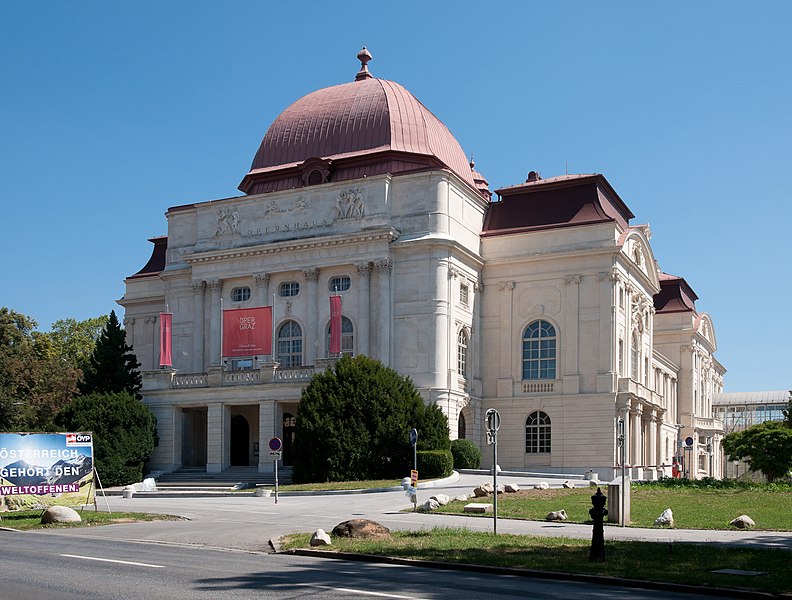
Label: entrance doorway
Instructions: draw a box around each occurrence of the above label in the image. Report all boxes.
[230,415,250,466]
[181,408,207,468]
[282,413,296,466]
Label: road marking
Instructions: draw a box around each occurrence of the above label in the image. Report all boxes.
[296,583,425,598]
[60,554,165,568]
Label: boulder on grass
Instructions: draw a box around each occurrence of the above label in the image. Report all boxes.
[562,480,575,489]
[474,482,494,497]
[654,508,674,526]
[534,481,550,490]
[310,529,331,546]
[589,479,600,487]
[504,483,520,493]
[421,498,440,512]
[453,494,469,502]
[41,505,81,524]
[331,519,390,539]
[730,515,755,529]
[546,509,568,521]
[430,493,450,506]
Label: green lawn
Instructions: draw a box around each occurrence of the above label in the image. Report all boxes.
[434,486,792,530]
[0,510,181,530]
[277,479,402,492]
[282,528,792,594]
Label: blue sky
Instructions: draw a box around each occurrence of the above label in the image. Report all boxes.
[1,2,789,392]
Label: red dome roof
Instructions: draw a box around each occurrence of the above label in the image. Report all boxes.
[239,76,476,194]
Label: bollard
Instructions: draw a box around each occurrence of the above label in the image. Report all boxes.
[589,487,607,561]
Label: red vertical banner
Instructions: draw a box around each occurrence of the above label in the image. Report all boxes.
[159,312,173,367]
[329,295,342,354]
[222,307,273,357]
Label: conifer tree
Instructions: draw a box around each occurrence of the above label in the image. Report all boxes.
[79,310,142,399]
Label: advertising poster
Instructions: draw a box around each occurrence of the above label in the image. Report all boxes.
[0,432,94,510]
[222,306,272,357]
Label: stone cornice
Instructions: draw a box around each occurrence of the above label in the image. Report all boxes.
[181,228,399,265]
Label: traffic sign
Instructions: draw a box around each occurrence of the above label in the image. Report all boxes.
[269,450,282,460]
[685,436,694,447]
[409,428,418,445]
[269,437,283,452]
[485,408,501,432]
[410,469,418,486]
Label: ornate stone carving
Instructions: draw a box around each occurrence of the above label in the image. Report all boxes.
[448,266,460,279]
[303,268,320,282]
[215,208,240,235]
[191,280,205,293]
[263,198,308,216]
[596,270,618,282]
[533,304,546,315]
[336,188,365,219]
[375,258,391,272]
[355,262,372,276]
[564,274,582,286]
[207,280,222,291]
[254,273,270,287]
[498,281,515,291]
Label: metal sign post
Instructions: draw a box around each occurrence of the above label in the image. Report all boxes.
[269,437,282,504]
[485,408,501,535]
[617,417,625,527]
[409,428,418,512]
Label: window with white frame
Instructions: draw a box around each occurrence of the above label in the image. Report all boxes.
[277,320,302,367]
[459,283,469,306]
[231,286,251,302]
[522,320,556,380]
[631,331,640,381]
[525,411,551,453]
[457,328,469,377]
[326,316,354,356]
[279,281,300,297]
[328,276,351,292]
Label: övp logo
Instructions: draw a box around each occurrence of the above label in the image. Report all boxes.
[66,432,93,446]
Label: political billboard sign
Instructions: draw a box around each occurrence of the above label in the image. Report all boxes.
[0,432,94,509]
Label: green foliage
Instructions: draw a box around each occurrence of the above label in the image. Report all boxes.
[723,421,792,482]
[292,355,450,483]
[55,391,157,487]
[417,449,453,479]
[48,315,109,372]
[79,310,142,399]
[637,477,792,492]
[450,438,481,469]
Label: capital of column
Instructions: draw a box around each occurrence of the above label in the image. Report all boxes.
[448,266,460,279]
[563,274,582,286]
[207,279,222,291]
[474,282,484,294]
[303,268,320,282]
[498,281,514,292]
[629,400,644,416]
[123,318,135,327]
[192,280,205,294]
[596,269,618,283]
[355,262,372,277]
[375,258,391,273]
[254,273,270,287]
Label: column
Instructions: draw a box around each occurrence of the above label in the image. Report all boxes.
[192,281,205,372]
[304,268,319,365]
[631,403,643,467]
[255,273,270,306]
[596,270,618,392]
[473,282,483,385]
[646,409,657,468]
[562,275,581,377]
[206,403,224,474]
[355,262,371,356]
[207,280,223,366]
[498,281,514,379]
[123,318,135,349]
[376,258,392,365]
[257,400,276,474]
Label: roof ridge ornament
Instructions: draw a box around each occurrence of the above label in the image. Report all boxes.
[355,46,373,81]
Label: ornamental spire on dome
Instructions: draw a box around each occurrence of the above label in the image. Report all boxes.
[355,46,373,81]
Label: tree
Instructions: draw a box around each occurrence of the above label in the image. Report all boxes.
[79,310,142,399]
[292,355,450,483]
[722,421,792,482]
[55,391,157,486]
[0,308,38,430]
[48,315,109,372]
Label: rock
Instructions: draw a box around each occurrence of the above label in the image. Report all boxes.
[496,484,505,494]
[589,479,600,487]
[430,493,450,506]
[504,483,520,493]
[562,480,575,489]
[490,464,502,474]
[546,509,568,521]
[332,519,390,539]
[401,477,411,489]
[474,482,494,497]
[310,529,332,546]
[141,477,157,492]
[534,481,550,490]
[232,482,255,490]
[654,508,674,526]
[421,499,440,511]
[41,506,81,524]
[730,515,755,529]
[453,494,469,502]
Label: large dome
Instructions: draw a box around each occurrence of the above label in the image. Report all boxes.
[239,50,477,195]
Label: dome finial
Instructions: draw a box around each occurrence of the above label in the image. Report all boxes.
[355,46,373,81]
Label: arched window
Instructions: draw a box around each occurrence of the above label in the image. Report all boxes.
[525,411,551,454]
[326,316,354,357]
[277,320,303,367]
[522,320,556,380]
[457,328,469,378]
[458,413,466,440]
[631,330,640,381]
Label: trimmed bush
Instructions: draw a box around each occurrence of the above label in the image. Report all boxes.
[55,391,157,487]
[417,450,453,479]
[451,438,481,469]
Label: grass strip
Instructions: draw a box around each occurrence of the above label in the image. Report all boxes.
[0,510,181,530]
[277,479,402,492]
[282,527,792,594]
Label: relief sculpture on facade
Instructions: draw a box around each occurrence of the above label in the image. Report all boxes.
[336,189,365,219]
[215,208,240,235]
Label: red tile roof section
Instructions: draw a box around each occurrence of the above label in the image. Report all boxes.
[240,77,476,194]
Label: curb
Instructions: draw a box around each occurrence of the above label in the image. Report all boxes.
[284,548,783,599]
